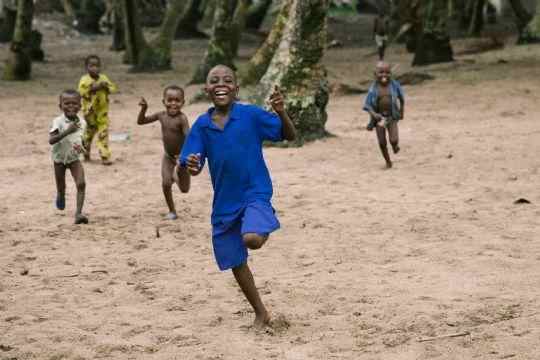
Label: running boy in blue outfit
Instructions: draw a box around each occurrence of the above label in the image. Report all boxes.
[363,61,405,168]
[180,65,296,329]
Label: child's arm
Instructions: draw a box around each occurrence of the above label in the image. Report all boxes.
[396,82,405,120]
[269,86,296,141]
[99,74,118,93]
[179,121,206,176]
[137,98,160,125]
[49,122,78,145]
[78,76,92,98]
[180,113,190,138]
[363,86,383,121]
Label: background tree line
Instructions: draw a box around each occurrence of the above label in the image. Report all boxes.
[1,0,539,144]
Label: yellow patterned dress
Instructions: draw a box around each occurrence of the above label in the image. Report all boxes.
[78,73,118,161]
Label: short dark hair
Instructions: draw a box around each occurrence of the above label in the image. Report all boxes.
[163,85,184,98]
[59,89,81,101]
[85,54,101,66]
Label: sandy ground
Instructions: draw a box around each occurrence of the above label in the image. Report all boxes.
[1,15,540,360]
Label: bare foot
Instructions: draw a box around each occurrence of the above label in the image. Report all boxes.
[253,311,271,330]
[74,214,88,224]
[392,144,400,154]
[386,161,393,169]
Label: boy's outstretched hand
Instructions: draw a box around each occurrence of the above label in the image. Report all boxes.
[139,97,148,110]
[269,85,286,114]
[185,153,202,175]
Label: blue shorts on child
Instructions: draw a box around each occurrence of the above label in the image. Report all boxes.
[212,200,280,271]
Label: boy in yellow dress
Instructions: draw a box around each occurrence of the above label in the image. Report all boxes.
[78,54,118,165]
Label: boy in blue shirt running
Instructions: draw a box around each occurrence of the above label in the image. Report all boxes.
[180,65,296,329]
[363,61,405,168]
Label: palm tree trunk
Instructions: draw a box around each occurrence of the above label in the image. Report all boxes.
[231,0,250,57]
[241,0,291,85]
[191,0,237,84]
[3,0,34,80]
[253,0,330,145]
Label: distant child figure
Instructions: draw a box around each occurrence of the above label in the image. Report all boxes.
[137,85,191,220]
[180,65,296,329]
[49,89,88,224]
[363,61,405,168]
[78,54,118,165]
[373,11,389,60]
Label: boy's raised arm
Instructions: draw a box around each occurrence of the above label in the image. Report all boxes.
[269,86,296,141]
[137,98,160,125]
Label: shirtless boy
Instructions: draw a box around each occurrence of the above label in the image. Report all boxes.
[137,85,191,220]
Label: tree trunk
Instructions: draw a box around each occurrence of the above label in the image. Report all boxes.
[508,0,536,43]
[467,0,485,36]
[0,4,17,42]
[122,0,184,71]
[245,0,272,30]
[149,0,185,67]
[111,0,125,51]
[140,0,166,27]
[252,0,330,145]
[231,0,250,57]
[75,0,105,34]
[191,0,237,84]
[525,2,540,40]
[413,0,453,66]
[3,0,33,80]
[175,0,207,38]
[241,0,291,85]
[61,0,76,26]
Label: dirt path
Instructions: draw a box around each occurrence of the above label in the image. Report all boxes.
[1,18,540,360]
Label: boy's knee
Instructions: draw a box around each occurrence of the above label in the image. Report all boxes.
[243,233,266,250]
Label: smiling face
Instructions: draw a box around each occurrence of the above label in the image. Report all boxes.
[162,88,185,116]
[375,62,391,85]
[59,93,82,119]
[205,65,238,109]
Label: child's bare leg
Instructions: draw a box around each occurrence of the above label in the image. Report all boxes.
[232,262,270,329]
[68,160,88,224]
[174,165,190,193]
[162,154,177,219]
[53,162,67,210]
[376,126,392,168]
[388,121,400,154]
[243,233,268,250]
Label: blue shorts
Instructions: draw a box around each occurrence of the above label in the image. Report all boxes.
[212,201,280,271]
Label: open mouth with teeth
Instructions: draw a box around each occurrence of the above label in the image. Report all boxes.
[214,89,230,101]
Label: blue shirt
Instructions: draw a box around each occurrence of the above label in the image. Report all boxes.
[179,102,283,225]
[363,79,404,120]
